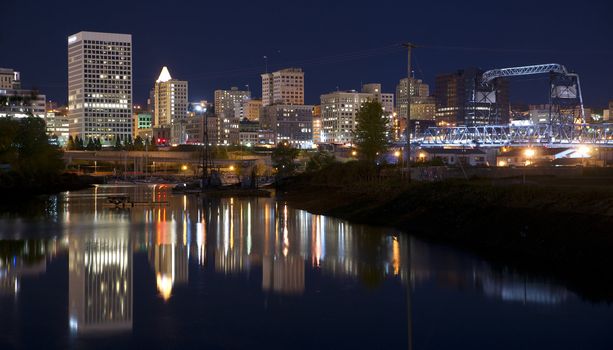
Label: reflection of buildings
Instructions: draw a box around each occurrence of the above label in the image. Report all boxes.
[408,238,572,305]
[150,241,188,301]
[69,231,132,334]
[262,256,305,295]
[0,239,63,297]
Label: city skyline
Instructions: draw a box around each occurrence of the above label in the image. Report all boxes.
[2,0,612,108]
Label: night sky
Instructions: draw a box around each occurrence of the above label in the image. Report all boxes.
[2,0,612,108]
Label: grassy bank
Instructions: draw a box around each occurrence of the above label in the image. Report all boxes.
[278,162,613,301]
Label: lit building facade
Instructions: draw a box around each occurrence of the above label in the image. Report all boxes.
[320,84,393,144]
[214,87,250,116]
[235,99,262,121]
[153,66,188,144]
[396,78,436,121]
[260,104,313,148]
[261,68,304,106]
[132,112,152,139]
[0,67,20,89]
[67,31,133,143]
[0,89,46,118]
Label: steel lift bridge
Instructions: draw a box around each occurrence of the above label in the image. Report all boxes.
[418,63,613,148]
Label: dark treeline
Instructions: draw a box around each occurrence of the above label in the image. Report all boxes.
[0,116,93,194]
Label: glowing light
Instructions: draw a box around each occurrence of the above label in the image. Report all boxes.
[578,145,591,157]
[524,148,535,158]
[498,160,507,167]
[156,66,172,83]
[156,273,173,301]
[351,150,357,156]
[393,150,401,158]
[229,165,235,171]
[181,164,188,171]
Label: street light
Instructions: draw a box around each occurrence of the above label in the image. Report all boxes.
[523,148,535,184]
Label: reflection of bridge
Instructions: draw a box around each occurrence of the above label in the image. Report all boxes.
[417,123,613,148]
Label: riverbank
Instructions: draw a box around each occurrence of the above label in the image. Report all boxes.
[0,172,98,196]
[277,168,613,301]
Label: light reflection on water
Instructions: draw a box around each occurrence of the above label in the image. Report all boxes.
[0,185,611,349]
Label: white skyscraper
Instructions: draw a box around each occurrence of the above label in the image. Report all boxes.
[153,66,188,144]
[68,31,132,143]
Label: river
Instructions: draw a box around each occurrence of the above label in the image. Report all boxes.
[0,185,611,349]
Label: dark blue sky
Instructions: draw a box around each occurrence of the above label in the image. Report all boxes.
[2,0,612,108]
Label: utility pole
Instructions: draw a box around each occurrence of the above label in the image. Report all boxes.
[403,42,416,181]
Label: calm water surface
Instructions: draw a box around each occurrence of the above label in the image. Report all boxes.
[0,185,611,349]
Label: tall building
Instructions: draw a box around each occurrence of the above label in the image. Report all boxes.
[0,67,20,89]
[67,31,133,143]
[214,87,250,116]
[260,104,313,148]
[320,84,393,144]
[435,67,509,126]
[261,68,304,106]
[396,78,436,121]
[235,99,262,121]
[153,66,188,144]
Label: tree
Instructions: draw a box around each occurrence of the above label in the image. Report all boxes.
[306,150,336,172]
[114,136,123,150]
[272,142,299,177]
[353,101,388,162]
[134,136,144,151]
[86,138,96,150]
[124,135,134,151]
[67,135,76,150]
[94,138,102,150]
[75,136,84,150]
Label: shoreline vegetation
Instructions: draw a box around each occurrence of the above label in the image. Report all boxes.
[0,116,98,196]
[276,161,613,302]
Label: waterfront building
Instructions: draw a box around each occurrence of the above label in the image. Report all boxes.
[132,112,152,140]
[67,31,133,143]
[261,68,304,106]
[260,104,313,148]
[416,148,488,166]
[153,66,188,144]
[239,119,260,146]
[46,112,70,146]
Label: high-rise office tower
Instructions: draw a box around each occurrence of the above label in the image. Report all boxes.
[214,87,250,116]
[395,78,436,121]
[435,67,509,126]
[68,31,133,143]
[261,68,304,106]
[153,66,188,144]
